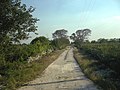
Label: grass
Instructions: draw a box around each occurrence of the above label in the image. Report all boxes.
[2,49,64,90]
[73,48,117,90]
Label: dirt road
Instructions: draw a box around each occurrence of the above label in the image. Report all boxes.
[18,47,98,90]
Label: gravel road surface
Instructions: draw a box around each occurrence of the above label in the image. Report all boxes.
[18,47,98,90]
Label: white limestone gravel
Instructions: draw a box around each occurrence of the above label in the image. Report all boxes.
[18,47,98,90]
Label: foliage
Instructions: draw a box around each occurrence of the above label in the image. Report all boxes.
[0,0,70,90]
[70,29,91,43]
[91,38,120,43]
[0,35,69,89]
[30,36,52,55]
[52,29,70,49]
[80,43,120,74]
[75,41,120,89]
[51,37,70,49]
[0,0,39,44]
[30,36,49,44]
[0,34,69,89]
[0,34,66,90]
[74,49,118,90]
[0,49,63,90]
[52,29,68,39]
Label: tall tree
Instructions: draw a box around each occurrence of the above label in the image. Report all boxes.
[70,29,91,44]
[52,29,69,49]
[76,29,91,42]
[52,29,68,39]
[0,0,39,44]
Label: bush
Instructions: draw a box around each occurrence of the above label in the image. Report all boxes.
[75,43,120,89]
[74,49,118,89]
[51,37,70,49]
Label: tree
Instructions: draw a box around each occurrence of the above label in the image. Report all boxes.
[97,38,108,43]
[84,40,90,43]
[91,40,96,43]
[109,38,118,43]
[70,29,91,47]
[30,36,51,54]
[51,37,70,49]
[52,29,68,39]
[30,36,49,45]
[70,33,77,41]
[0,0,39,44]
[52,29,69,49]
[76,29,91,42]
[70,29,91,43]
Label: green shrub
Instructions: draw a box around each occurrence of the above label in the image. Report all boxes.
[6,77,16,90]
[75,43,120,89]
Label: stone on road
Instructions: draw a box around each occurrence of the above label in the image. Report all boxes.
[18,48,98,90]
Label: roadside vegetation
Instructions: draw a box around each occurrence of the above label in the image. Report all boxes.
[1,0,119,90]
[71,29,120,89]
[0,35,69,90]
[0,0,70,89]
[73,39,120,90]
[2,48,64,90]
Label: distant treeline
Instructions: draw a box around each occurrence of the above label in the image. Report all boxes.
[90,38,120,43]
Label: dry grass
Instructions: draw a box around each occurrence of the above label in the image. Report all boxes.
[73,48,117,90]
[3,49,65,90]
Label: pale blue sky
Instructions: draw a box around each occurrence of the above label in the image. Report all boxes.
[22,0,120,43]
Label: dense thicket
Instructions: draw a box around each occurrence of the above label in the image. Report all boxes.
[0,38,50,89]
[0,36,70,89]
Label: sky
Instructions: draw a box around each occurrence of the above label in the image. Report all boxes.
[22,0,120,43]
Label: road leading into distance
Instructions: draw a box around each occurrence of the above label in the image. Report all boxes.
[18,47,98,90]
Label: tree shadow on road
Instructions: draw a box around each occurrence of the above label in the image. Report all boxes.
[22,78,88,86]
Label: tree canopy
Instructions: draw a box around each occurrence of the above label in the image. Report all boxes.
[0,0,39,44]
[70,29,91,43]
[30,36,49,45]
[52,29,70,49]
[52,29,68,39]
